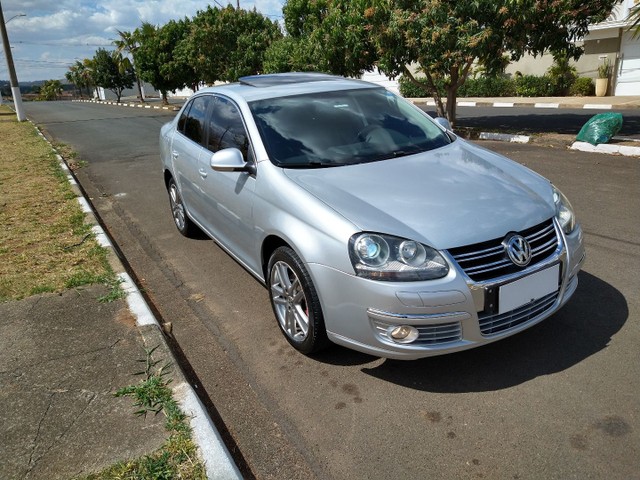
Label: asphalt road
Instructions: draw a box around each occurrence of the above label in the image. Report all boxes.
[424,106,640,138]
[24,101,640,480]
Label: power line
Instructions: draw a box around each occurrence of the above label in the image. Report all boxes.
[14,41,112,47]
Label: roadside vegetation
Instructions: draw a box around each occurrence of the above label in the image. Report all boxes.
[64,0,617,127]
[0,105,114,301]
[0,105,206,478]
[82,346,206,480]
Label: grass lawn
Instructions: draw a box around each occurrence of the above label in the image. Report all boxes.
[0,105,207,479]
[0,105,113,301]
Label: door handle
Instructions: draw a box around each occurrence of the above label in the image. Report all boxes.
[171,150,179,159]
[198,168,208,178]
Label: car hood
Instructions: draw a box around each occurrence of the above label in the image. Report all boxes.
[283,140,556,249]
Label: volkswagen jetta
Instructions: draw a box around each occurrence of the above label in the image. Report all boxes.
[159,73,585,360]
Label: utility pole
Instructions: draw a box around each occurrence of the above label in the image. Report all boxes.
[0,2,26,121]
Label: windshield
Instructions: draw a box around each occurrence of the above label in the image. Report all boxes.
[249,87,452,168]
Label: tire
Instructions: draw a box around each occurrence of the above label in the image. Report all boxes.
[167,178,197,237]
[268,246,329,354]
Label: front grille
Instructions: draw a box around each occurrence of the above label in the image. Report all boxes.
[447,219,559,282]
[415,322,462,345]
[374,321,462,345]
[479,291,558,336]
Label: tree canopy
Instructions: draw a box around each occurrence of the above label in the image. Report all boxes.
[134,20,196,104]
[181,6,282,84]
[70,0,618,126]
[273,0,618,125]
[91,48,135,102]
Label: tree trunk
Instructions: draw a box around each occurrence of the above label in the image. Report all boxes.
[446,86,457,129]
[136,75,144,102]
[401,65,446,117]
[161,90,169,105]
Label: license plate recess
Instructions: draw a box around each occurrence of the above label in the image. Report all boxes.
[498,264,560,314]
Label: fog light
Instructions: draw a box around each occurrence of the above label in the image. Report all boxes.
[388,325,419,344]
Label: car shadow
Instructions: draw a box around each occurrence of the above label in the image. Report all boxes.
[357,271,626,392]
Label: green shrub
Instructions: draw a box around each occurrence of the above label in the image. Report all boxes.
[458,76,516,97]
[546,54,578,96]
[399,75,516,98]
[569,77,595,96]
[515,75,555,97]
[398,75,442,98]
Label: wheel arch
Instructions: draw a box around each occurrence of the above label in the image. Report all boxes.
[163,169,174,190]
[261,235,291,280]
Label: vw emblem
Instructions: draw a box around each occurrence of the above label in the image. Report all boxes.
[504,234,532,267]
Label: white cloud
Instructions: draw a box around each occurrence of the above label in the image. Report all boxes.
[1,0,285,81]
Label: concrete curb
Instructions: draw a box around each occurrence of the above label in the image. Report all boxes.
[30,121,242,480]
[415,99,622,110]
[478,132,531,143]
[72,99,175,110]
[570,141,640,157]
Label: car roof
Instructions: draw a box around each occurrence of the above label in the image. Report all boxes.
[196,72,380,103]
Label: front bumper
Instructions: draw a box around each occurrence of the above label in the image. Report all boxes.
[309,222,585,360]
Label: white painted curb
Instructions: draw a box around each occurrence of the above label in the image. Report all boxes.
[570,141,640,157]
[479,132,530,143]
[583,104,613,110]
[493,102,515,108]
[174,383,243,480]
[29,118,241,480]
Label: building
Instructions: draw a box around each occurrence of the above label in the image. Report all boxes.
[507,0,639,96]
[588,0,639,95]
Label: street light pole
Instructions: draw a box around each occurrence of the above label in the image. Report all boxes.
[0,2,26,121]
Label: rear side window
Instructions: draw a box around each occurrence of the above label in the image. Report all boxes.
[179,95,211,145]
[207,96,250,159]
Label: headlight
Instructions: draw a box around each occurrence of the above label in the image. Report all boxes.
[553,186,576,234]
[349,233,449,281]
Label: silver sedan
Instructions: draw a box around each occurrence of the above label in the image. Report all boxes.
[159,73,585,360]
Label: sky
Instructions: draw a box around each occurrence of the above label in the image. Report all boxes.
[0,0,286,82]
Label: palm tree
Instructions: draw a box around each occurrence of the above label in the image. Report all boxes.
[65,60,94,98]
[114,29,144,102]
[65,65,81,98]
[81,58,99,98]
[628,2,640,38]
[39,80,63,101]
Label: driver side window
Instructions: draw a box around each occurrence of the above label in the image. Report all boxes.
[207,96,251,161]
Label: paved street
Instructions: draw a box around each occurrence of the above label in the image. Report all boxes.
[24,101,640,480]
[423,106,640,138]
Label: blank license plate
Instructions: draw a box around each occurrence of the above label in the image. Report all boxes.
[498,264,560,314]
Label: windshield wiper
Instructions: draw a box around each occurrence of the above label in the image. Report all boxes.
[278,159,338,169]
[390,147,426,157]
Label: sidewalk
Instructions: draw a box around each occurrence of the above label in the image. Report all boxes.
[0,286,168,479]
[408,95,640,109]
[0,126,241,479]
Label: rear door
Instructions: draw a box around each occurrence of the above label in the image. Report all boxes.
[171,95,213,225]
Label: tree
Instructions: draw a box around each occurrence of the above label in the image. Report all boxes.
[65,60,95,98]
[113,29,145,102]
[183,6,282,84]
[374,0,617,125]
[265,0,376,75]
[91,48,135,102]
[278,0,617,126]
[38,80,63,101]
[135,20,197,104]
[65,65,82,98]
[628,2,640,38]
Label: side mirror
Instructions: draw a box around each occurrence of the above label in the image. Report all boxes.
[210,148,254,174]
[434,117,452,131]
